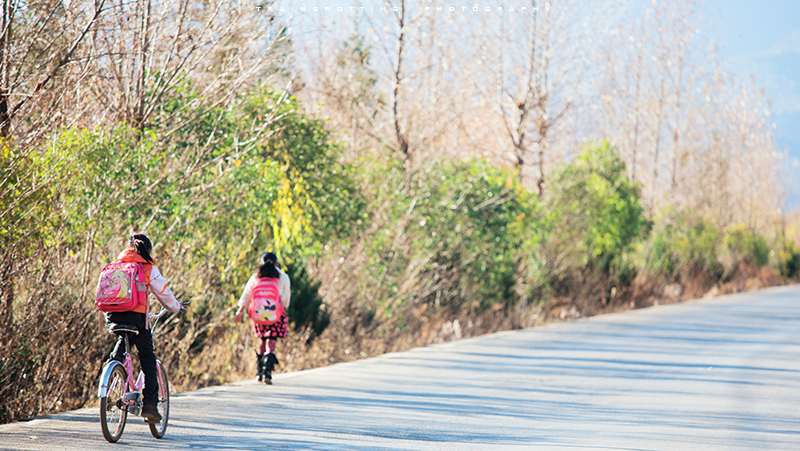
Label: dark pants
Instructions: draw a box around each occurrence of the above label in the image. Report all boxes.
[105,311,159,406]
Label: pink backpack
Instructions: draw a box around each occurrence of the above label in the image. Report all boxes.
[95,261,147,312]
[248,277,284,325]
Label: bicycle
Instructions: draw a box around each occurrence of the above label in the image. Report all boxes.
[97,305,183,443]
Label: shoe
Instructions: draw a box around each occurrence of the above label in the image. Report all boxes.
[142,404,162,423]
[263,353,279,385]
[256,353,264,382]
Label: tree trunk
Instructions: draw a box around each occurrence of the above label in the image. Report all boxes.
[652,67,667,205]
[630,42,643,182]
[0,90,8,138]
[536,153,545,198]
[133,0,152,133]
[392,0,409,159]
[1,250,14,341]
[671,44,684,191]
[0,0,11,137]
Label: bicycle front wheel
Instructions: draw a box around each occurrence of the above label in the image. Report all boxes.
[149,362,170,439]
[100,364,128,443]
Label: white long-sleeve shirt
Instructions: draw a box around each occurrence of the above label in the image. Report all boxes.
[149,266,182,313]
[237,269,291,310]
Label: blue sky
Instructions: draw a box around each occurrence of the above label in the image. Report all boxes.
[702,0,800,208]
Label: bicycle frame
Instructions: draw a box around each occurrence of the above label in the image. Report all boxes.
[98,308,169,399]
[98,304,181,442]
[124,358,166,395]
[97,343,165,400]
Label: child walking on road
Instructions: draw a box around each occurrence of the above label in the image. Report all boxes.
[235,252,291,384]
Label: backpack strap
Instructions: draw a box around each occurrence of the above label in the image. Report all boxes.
[142,263,152,285]
[135,263,149,304]
[128,263,152,329]
[142,264,152,330]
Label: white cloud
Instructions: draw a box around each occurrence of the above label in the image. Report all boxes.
[763,29,800,56]
[774,93,800,115]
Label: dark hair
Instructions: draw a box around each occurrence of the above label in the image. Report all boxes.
[129,233,155,263]
[258,251,280,279]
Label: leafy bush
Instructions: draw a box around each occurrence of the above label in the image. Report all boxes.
[285,262,330,343]
[413,159,540,310]
[635,214,788,284]
[239,87,367,254]
[722,223,770,268]
[545,140,649,276]
[776,238,800,278]
[1,83,364,422]
[635,209,723,282]
[352,157,541,317]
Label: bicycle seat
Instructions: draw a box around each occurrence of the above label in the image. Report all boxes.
[107,322,139,335]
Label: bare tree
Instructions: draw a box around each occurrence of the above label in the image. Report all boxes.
[89,0,289,132]
[284,0,786,231]
[0,0,106,138]
[478,0,602,196]
[596,0,785,229]
[391,0,408,157]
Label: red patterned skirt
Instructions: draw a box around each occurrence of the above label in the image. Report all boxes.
[253,312,287,339]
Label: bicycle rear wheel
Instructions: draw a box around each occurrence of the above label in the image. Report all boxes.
[149,362,170,438]
[100,364,128,443]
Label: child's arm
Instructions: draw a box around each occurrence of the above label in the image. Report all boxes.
[279,272,291,309]
[149,266,182,313]
[235,274,257,322]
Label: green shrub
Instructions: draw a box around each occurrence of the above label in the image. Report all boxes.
[776,239,800,278]
[355,157,542,315]
[1,83,365,422]
[545,140,649,276]
[285,262,330,343]
[722,223,770,268]
[635,209,723,282]
[416,159,539,310]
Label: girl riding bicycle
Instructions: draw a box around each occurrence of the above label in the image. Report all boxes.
[235,252,291,384]
[104,233,181,422]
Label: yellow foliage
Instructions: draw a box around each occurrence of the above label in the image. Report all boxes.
[269,166,318,251]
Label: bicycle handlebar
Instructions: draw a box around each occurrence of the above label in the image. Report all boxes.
[148,301,188,331]
[148,301,190,319]
[149,308,170,320]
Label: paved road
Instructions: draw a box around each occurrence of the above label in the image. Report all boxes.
[2,286,800,450]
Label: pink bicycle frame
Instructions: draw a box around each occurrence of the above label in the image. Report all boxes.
[98,307,171,403]
[122,353,165,393]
